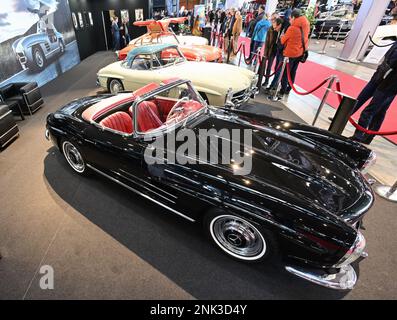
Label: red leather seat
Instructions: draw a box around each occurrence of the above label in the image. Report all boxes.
[129,101,160,118]
[99,111,133,134]
[129,101,163,132]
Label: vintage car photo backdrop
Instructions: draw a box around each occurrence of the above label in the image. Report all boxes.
[0,0,80,88]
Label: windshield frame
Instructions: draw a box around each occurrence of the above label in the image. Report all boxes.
[132,79,207,138]
[151,46,187,70]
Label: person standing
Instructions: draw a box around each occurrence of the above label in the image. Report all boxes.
[262,14,282,87]
[223,10,232,54]
[120,18,130,48]
[192,15,202,36]
[224,8,236,56]
[251,14,271,60]
[265,16,290,93]
[248,5,265,53]
[245,9,254,33]
[232,11,243,56]
[278,8,309,99]
[111,16,121,51]
[350,42,397,145]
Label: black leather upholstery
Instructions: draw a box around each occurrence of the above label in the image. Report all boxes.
[0,104,19,148]
[0,82,43,115]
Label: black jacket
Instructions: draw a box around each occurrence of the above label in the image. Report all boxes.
[377,42,397,94]
[248,12,264,37]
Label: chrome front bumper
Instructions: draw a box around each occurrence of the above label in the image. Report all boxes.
[228,85,258,108]
[285,264,360,290]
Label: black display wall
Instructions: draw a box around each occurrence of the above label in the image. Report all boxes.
[68,0,153,60]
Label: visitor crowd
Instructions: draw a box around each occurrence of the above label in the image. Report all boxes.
[109,0,396,145]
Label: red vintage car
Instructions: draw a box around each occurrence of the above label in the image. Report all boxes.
[118,18,222,62]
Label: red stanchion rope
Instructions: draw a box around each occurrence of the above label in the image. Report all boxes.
[229,41,261,65]
[264,61,283,78]
[286,63,331,95]
[334,81,397,136]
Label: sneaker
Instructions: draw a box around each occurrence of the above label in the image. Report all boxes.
[263,87,272,95]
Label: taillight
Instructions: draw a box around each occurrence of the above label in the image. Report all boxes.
[334,231,366,268]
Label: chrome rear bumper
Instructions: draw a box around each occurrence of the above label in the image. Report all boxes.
[285,264,358,290]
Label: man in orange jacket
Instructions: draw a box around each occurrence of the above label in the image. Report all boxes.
[278,9,310,98]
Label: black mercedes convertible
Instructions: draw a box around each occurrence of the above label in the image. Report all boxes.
[45,79,375,290]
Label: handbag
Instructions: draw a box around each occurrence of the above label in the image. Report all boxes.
[300,26,309,63]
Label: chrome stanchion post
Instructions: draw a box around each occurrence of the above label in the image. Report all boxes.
[320,27,333,54]
[309,24,316,47]
[312,75,336,126]
[331,22,343,48]
[253,47,261,72]
[315,22,325,44]
[335,22,343,42]
[375,180,397,202]
[271,57,288,101]
[238,42,244,66]
[257,54,267,89]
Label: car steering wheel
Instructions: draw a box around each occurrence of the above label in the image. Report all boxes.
[166,97,189,123]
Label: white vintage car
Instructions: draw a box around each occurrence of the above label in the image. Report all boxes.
[97,44,257,107]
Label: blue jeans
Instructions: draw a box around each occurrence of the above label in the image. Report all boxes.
[269,52,284,89]
[262,53,275,85]
[113,34,120,50]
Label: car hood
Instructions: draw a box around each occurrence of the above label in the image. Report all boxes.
[176,35,208,46]
[182,111,372,216]
[156,61,255,93]
[180,44,222,61]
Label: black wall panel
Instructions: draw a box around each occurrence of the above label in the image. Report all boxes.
[68,0,152,60]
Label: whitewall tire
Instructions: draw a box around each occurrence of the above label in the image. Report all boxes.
[205,212,272,262]
[109,79,124,94]
[62,140,86,174]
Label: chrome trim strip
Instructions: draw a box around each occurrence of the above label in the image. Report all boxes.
[119,168,178,199]
[111,169,176,204]
[0,125,18,139]
[86,164,195,222]
[164,169,201,185]
[0,110,12,120]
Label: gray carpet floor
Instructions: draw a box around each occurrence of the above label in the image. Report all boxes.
[0,51,396,299]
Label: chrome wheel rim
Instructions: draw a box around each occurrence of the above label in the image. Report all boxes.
[35,50,44,67]
[210,215,266,260]
[110,80,123,94]
[62,141,85,173]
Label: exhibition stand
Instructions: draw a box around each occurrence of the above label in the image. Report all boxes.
[1,0,397,301]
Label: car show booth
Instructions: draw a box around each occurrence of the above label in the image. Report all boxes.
[0,0,397,301]
[68,0,152,60]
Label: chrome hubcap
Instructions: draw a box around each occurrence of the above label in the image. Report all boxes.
[63,141,85,173]
[210,215,266,260]
[110,80,123,94]
[35,51,44,67]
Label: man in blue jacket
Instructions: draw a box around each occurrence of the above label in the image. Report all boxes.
[250,14,271,60]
